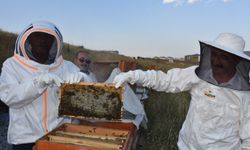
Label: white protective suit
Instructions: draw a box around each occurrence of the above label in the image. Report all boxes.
[105,68,147,129]
[113,33,250,149]
[0,22,84,144]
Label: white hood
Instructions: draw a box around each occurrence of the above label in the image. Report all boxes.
[195,41,250,91]
[14,21,63,64]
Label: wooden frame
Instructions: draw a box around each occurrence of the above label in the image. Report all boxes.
[58,83,124,120]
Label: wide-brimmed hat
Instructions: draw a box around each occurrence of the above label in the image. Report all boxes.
[199,32,250,61]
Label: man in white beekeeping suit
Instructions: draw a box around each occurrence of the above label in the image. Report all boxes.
[113,33,250,149]
[0,21,91,150]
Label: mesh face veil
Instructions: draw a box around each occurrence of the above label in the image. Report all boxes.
[195,33,250,91]
[15,21,63,64]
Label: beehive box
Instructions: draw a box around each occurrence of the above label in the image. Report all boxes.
[35,83,137,150]
[35,123,136,150]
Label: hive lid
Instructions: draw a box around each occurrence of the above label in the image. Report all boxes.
[58,82,124,120]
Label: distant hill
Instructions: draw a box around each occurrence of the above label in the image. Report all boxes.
[0,29,194,72]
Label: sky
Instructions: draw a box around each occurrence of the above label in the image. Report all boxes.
[0,0,250,58]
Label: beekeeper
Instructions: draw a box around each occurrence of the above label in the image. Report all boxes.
[0,21,90,150]
[113,33,250,149]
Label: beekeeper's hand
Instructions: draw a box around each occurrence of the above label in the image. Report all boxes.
[113,72,133,88]
[34,73,63,88]
[64,72,90,84]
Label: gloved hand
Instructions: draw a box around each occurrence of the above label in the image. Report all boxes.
[64,72,87,84]
[113,72,133,88]
[34,73,63,88]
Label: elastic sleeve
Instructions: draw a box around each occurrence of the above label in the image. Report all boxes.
[129,66,199,93]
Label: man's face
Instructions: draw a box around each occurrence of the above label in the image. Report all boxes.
[28,32,54,64]
[211,47,241,77]
[75,52,91,73]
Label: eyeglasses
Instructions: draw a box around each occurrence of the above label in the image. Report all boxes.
[79,58,91,64]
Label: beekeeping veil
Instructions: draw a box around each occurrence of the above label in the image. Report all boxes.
[15,21,63,64]
[195,33,250,91]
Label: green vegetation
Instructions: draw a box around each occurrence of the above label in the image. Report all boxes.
[138,92,190,150]
[136,58,193,71]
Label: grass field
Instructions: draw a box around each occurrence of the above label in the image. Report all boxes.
[137,91,190,150]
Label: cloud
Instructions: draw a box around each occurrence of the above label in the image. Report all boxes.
[162,0,184,5]
[163,0,181,4]
[187,0,200,4]
[162,0,231,5]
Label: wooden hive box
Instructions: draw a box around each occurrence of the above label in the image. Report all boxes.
[35,83,137,150]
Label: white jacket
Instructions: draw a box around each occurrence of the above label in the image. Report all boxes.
[124,66,250,150]
[0,22,80,144]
